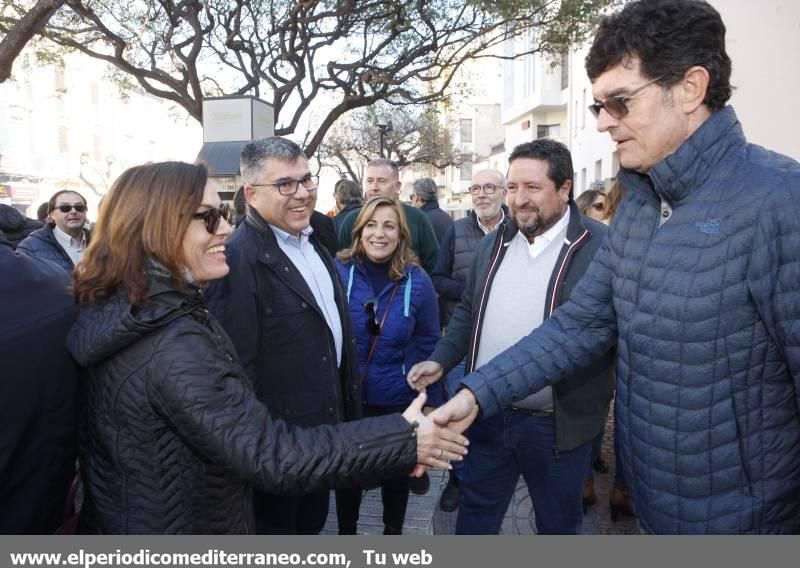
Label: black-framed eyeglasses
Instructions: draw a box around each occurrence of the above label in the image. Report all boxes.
[588,75,664,120]
[192,204,231,234]
[364,297,381,336]
[55,204,87,213]
[249,174,319,196]
[468,183,499,195]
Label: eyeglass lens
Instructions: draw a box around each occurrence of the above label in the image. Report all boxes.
[194,204,231,234]
[57,204,87,213]
[469,184,497,194]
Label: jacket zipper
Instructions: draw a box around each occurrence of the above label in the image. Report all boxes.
[467,229,507,372]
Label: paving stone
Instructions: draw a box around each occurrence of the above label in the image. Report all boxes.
[323,402,640,535]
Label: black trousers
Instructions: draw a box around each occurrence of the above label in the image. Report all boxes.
[335,403,410,534]
[253,489,330,535]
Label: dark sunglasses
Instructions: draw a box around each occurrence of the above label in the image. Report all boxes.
[588,75,663,120]
[192,204,231,234]
[364,297,381,336]
[55,204,87,213]
[591,202,605,211]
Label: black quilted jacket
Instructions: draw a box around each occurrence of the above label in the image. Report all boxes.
[67,278,417,534]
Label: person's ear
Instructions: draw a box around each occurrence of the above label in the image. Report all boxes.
[679,66,710,114]
[244,185,257,205]
[559,180,572,202]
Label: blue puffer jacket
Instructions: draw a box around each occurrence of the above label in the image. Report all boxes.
[336,259,443,408]
[17,224,88,272]
[461,106,800,534]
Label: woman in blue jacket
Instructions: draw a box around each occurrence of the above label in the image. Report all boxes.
[335,196,442,535]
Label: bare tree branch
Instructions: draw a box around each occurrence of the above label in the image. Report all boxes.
[3,0,612,153]
[0,0,65,82]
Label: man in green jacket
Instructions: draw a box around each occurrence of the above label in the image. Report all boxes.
[337,158,439,272]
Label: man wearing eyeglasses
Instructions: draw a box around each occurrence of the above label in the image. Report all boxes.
[425,0,800,534]
[336,158,439,272]
[18,190,90,272]
[409,140,614,534]
[205,137,362,535]
[426,168,507,512]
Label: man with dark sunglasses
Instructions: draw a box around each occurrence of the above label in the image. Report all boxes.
[425,0,800,535]
[18,190,90,272]
[205,136,362,536]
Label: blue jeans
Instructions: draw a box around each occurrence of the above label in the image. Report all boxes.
[455,410,592,535]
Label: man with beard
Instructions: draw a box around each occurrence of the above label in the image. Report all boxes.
[407,139,614,533]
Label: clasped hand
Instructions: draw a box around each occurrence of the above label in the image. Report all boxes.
[402,388,480,477]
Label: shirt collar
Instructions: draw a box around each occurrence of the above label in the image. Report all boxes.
[269,223,314,245]
[53,225,86,249]
[477,208,505,234]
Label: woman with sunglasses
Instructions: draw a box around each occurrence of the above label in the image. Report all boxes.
[575,188,606,222]
[67,162,467,534]
[18,190,90,272]
[334,196,443,535]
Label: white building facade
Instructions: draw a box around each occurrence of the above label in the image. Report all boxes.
[0,53,201,219]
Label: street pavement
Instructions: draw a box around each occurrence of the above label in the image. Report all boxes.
[322,404,639,535]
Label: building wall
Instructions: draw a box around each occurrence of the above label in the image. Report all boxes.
[568,0,800,198]
[0,53,201,218]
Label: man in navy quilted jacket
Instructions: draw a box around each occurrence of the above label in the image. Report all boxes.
[415,0,800,534]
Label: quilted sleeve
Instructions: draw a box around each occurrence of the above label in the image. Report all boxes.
[462,238,618,417]
[148,326,417,495]
[748,173,800,396]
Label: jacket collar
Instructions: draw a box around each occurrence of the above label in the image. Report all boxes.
[420,201,440,212]
[618,106,746,205]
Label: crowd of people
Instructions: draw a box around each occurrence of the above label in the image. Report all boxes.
[1,0,799,535]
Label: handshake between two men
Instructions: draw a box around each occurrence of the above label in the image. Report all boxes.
[404,361,480,477]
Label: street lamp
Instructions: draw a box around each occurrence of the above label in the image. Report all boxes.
[377,120,393,158]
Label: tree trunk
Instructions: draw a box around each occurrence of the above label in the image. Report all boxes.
[0,0,66,83]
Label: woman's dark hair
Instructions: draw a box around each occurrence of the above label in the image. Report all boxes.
[73,162,207,306]
[603,180,630,223]
[585,0,732,112]
[337,196,418,280]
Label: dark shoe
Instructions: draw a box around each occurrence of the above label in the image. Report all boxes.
[409,471,430,495]
[383,524,402,535]
[582,478,597,513]
[439,474,461,512]
[609,484,634,522]
[593,457,609,474]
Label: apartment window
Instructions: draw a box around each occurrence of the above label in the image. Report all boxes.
[581,168,587,191]
[537,124,561,139]
[573,101,579,136]
[523,30,536,97]
[595,159,602,182]
[460,119,473,144]
[581,89,587,129]
[460,154,473,181]
[54,68,67,93]
[504,34,515,107]
[58,126,69,153]
[560,52,569,90]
